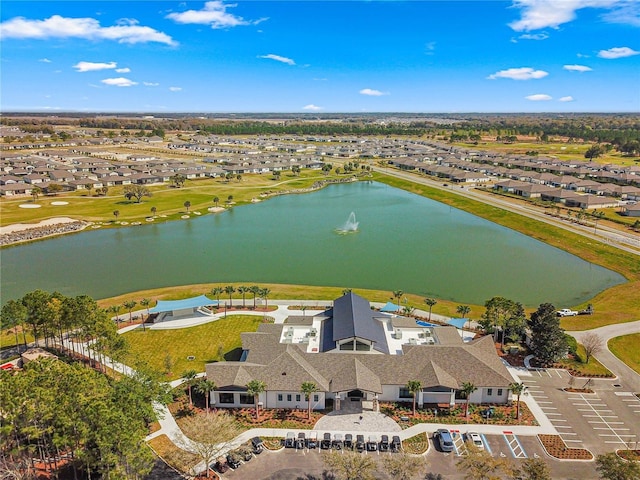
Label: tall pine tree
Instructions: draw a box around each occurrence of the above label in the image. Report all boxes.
[528,303,568,367]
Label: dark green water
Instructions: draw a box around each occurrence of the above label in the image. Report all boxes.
[0,182,624,306]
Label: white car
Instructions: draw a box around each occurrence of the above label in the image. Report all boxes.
[467,432,484,450]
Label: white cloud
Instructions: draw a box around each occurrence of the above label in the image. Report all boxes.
[115,67,130,73]
[169,86,182,92]
[509,0,623,31]
[559,96,575,102]
[259,54,295,65]
[518,32,549,40]
[73,61,116,72]
[488,67,548,80]
[0,15,176,45]
[425,41,436,55]
[525,93,552,101]
[101,77,137,87]
[598,46,640,58]
[166,1,265,29]
[39,58,52,63]
[359,88,388,96]
[143,82,159,87]
[303,104,323,111]
[563,64,592,72]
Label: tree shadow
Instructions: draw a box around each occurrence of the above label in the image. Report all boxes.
[296,472,335,480]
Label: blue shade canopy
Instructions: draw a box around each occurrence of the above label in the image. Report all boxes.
[447,318,468,329]
[149,295,217,313]
[379,302,400,312]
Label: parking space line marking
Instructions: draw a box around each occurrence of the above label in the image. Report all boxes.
[560,432,577,435]
[480,434,493,456]
[551,419,567,422]
[555,426,573,429]
[563,440,584,443]
[615,392,635,396]
[545,413,562,416]
[605,441,629,444]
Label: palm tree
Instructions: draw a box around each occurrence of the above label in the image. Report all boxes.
[195,379,216,416]
[211,287,223,304]
[113,210,120,221]
[300,381,318,420]
[259,288,271,311]
[184,200,191,212]
[406,380,422,416]
[224,285,235,308]
[237,286,249,308]
[456,305,471,330]
[509,382,527,419]
[246,380,266,420]
[213,196,219,207]
[182,369,198,406]
[140,298,151,331]
[227,194,233,204]
[31,186,42,202]
[461,382,477,417]
[392,290,403,310]
[123,300,137,323]
[250,286,260,309]
[150,206,157,216]
[342,288,352,296]
[424,298,437,322]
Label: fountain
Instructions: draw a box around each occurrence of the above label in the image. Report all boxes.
[336,212,359,234]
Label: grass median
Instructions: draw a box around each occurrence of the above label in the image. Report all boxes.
[608,333,640,375]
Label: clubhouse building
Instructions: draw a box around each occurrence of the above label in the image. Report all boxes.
[205,292,513,412]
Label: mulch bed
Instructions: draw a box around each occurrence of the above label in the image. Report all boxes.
[381,401,538,427]
[617,449,640,462]
[538,435,593,460]
[563,387,595,393]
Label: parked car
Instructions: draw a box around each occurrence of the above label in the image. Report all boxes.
[251,437,264,454]
[344,433,353,450]
[366,435,378,451]
[307,431,318,449]
[321,433,332,450]
[466,431,484,450]
[435,429,454,452]
[213,457,229,473]
[379,435,390,452]
[356,435,366,452]
[296,432,306,449]
[333,433,343,450]
[285,432,296,448]
[226,453,241,469]
[237,447,253,462]
[557,308,578,317]
[391,435,402,452]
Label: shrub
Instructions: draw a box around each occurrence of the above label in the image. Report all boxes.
[565,334,578,356]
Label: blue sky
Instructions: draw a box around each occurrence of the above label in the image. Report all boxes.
[1,1,639,112]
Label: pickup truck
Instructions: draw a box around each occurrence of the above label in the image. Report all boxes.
[557,308,578,317]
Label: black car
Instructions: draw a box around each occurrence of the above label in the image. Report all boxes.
[237,447,253,462]
[285,432,296,448]
[366,435,378,452]
[307,432,318,449]
[251,436,264,454]
[332,433,343,450]
[356,435,365,452]
[226,453,241,469]
[344,434,353,449]
[296,432,306,450]
[321,432,332,449]
[213,457,229,474]
[391,435,401,452]
[379,435,389,452]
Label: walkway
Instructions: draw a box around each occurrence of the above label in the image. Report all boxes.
[568,320,640,392]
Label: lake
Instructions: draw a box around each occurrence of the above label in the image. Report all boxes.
[0,182,624,306]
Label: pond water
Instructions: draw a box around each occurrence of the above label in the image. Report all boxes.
[0,182,624,306]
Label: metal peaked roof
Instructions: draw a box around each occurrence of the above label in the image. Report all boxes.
[330,292,390,354]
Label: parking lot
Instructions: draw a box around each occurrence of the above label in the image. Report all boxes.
[522,368,640,454]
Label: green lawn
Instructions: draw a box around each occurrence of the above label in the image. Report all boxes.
[608,333,640,375]
[557,343,613,377]
[122,315,263,380]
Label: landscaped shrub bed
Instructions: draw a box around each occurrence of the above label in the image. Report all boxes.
[261,436,285,450]
[380,402,538,428]
[403,433,429,455]
[617,449,640,462]
[538,435,593,460]
[233,407,325,429]
[563,387,595,393]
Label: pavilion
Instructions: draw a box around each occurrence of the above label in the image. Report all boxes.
[149,295,218,324]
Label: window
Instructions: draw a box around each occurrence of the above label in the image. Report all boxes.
[313,394,319,402]
[296,394,301,402]
[497,389,503,396]
[219,393,234,404]
[277,394,283,402]
[287,394,292,402]
[239,394,252,405]
[487,388,493,396]
[340,340,354,351]
[399,387,413,399]
[355,341,370,351]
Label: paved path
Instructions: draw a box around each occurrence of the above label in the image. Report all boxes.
[568,320,640,392]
